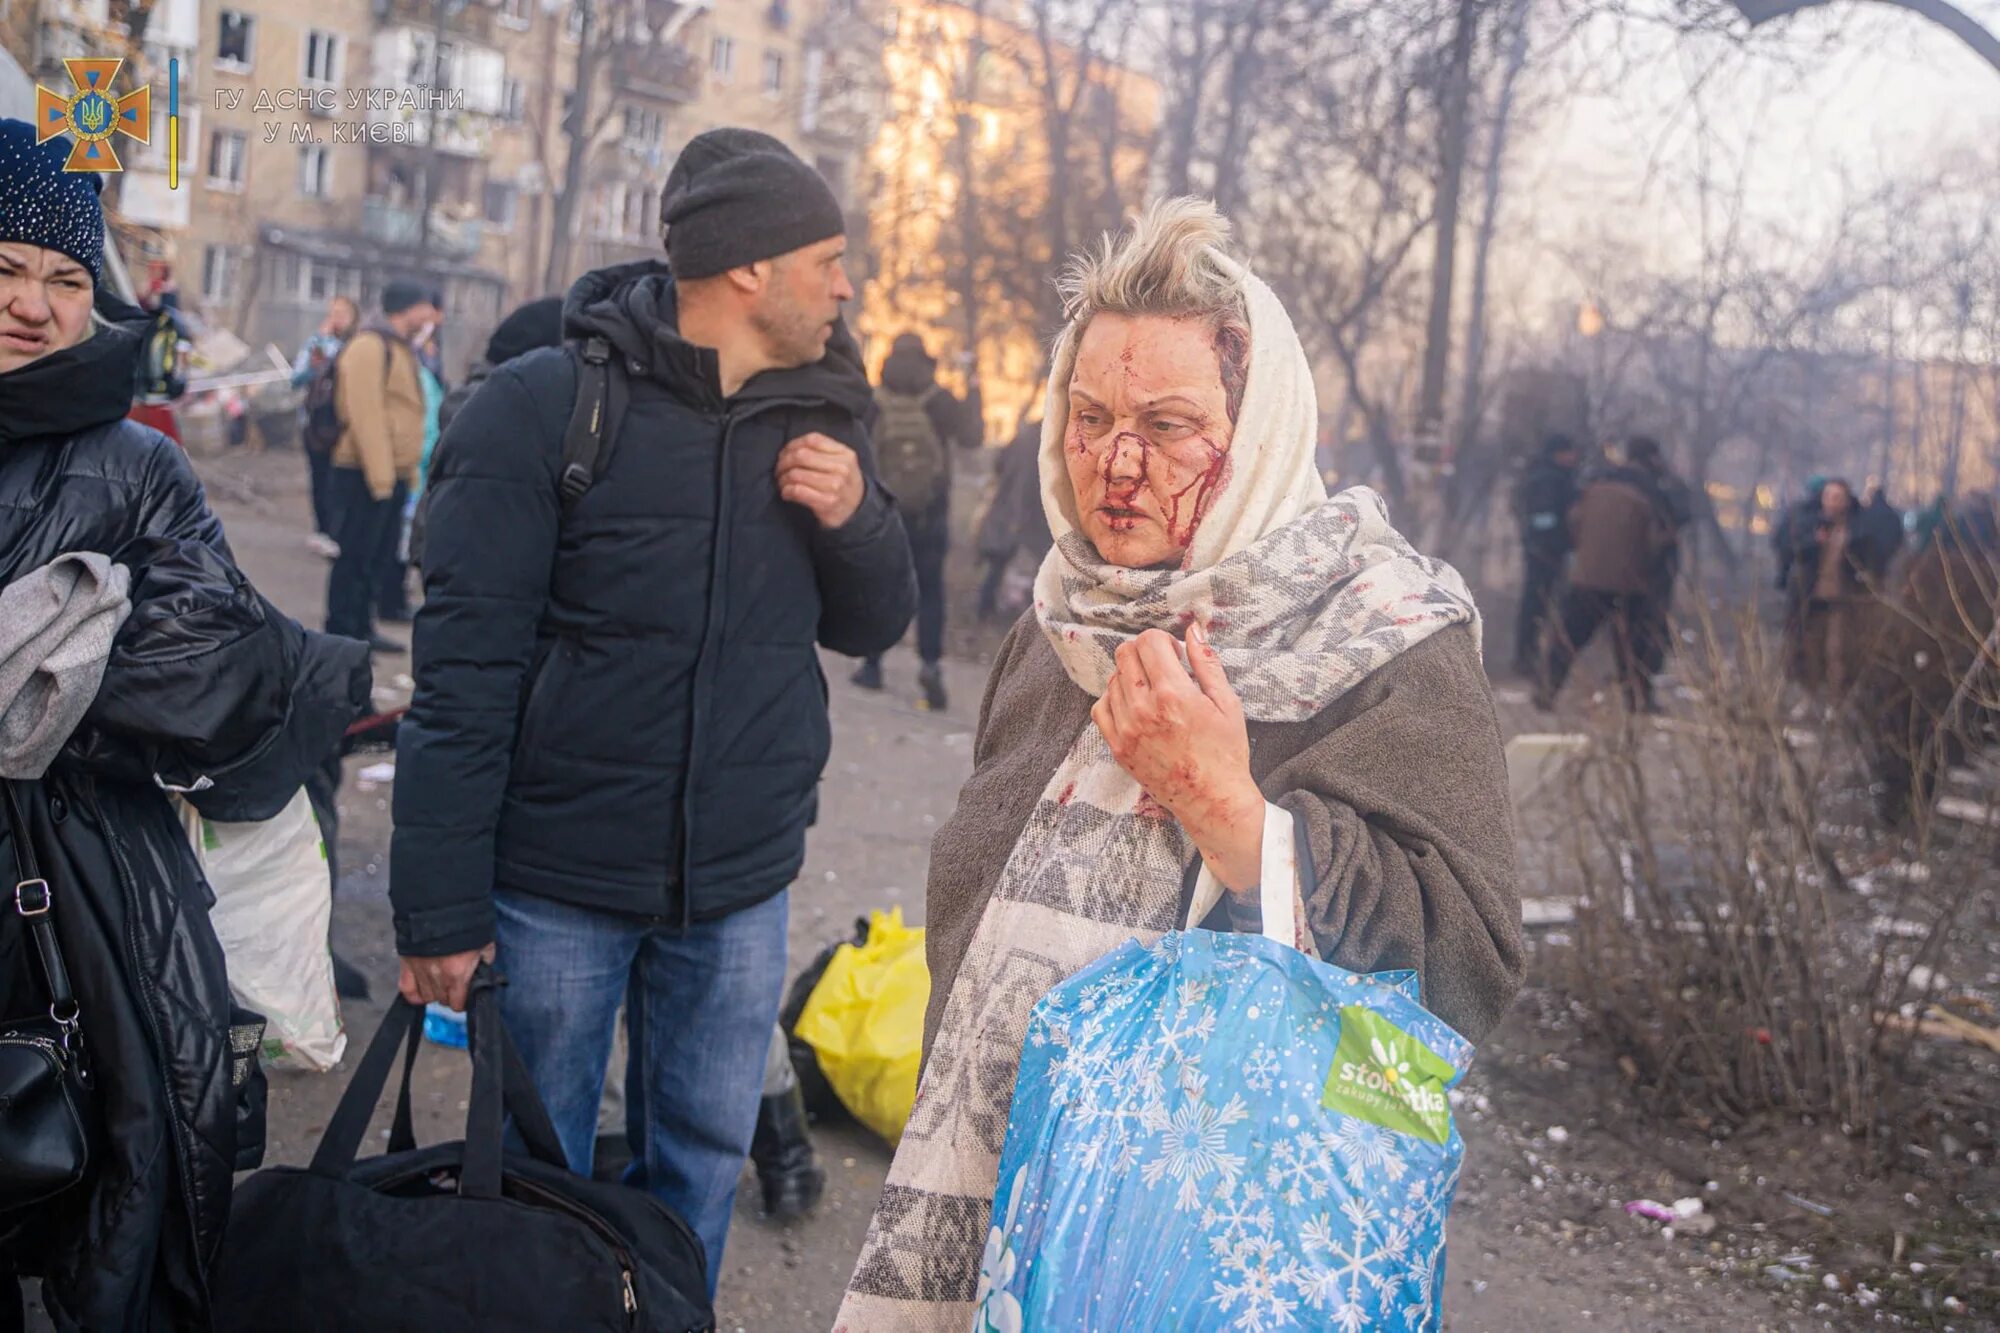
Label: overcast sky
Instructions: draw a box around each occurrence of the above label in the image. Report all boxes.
[1517,0,2000,274]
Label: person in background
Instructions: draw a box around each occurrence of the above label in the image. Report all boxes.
[292,295,359,559]
[1857,481,1905,583]
[1783,477,1885,701]
[0,118,371,1331]
[851,333,982,710]
[435,295,564,442]
[325,280,436,656]
[1535,440,1676,713]
[1774,474,1827,593]
[379,308,445,627]
[391,128,915,1294]
[1510,433,1580,677]
[1625,436,1693,682]
[974,413,1054,622]
[407,294,565,570]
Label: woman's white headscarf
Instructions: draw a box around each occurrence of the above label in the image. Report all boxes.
[1029,246,1479,718]
[1036,249,1327,573]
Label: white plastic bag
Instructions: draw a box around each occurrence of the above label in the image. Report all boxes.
[183,789,347,1071]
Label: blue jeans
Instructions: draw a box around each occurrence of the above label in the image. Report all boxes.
[493,888,789,1298]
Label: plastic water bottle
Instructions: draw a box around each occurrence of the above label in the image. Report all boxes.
[422,1002,468,1049]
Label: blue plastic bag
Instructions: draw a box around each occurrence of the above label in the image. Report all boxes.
[975,921,1472,1332]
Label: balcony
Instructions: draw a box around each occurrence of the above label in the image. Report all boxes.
[374,0,494,42]
[361,197,484,260]
[366,100,496,157]
[612,42,702,104]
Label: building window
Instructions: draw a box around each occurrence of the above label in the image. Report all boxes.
[710,35,734,81]
[303,29,339,84]
[414,38,457,87]
[762,50,784,96]
[501,76,524,123]
[623,104,662,149]
[206,129,246,190]
[565,4,585,41]
[300,144,332,197]
[216,10,254,71]
[498,0,531,28]
[201,244,239,304]
[303,259,349,303]
[483,181,518,230]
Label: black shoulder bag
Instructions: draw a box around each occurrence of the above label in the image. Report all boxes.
[0,782,93,1214]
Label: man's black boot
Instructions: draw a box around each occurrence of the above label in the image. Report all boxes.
[918,661,948,712]
[850,659,884,691]
[750,1081,825,1221]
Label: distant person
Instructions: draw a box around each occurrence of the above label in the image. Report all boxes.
[1535,444,1676,712]
[1774,474,1827,592]
[293,294,360,558]
[324,280,437,655]
[436,295,564,440]
[1857,482,1905,582]
[379,308,446,627]
[1784,478,1885,700]
[1855,500,1997,822]
[851,333,982,710]
[1510,433,1580,677]
[1625,436,1692,680]
[974,413,1053,622]
[407,295,565,568]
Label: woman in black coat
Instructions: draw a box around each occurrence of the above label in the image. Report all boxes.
[0,122,371,1331]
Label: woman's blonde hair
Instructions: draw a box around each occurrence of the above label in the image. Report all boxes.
[1055,196,1251,422]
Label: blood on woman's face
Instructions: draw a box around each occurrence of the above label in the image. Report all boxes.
[1063,312,1236,570]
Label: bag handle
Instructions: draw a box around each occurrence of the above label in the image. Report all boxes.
[1184,802,1303,947]
[311,976,569,1186]
[310,997,424,1177]
[3,781,82,1049]
[460,963,568,1198]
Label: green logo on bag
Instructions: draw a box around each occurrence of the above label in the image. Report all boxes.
[1321,1005,1456,1144]
[201,820,220,852]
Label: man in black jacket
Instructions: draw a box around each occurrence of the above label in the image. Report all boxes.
[1511,433,1579,676]
[389,129,916,1291]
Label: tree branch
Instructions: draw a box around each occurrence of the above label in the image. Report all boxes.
[1730,0,2000,73]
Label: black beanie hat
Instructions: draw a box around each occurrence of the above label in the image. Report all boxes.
[381,279,428,315]
[660,128,845,281]
[0,118,105,283]
[485,295,564,365]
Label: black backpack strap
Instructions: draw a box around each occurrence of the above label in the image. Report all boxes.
[558,336,628,514]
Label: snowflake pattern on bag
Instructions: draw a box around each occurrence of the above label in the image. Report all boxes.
[983,929,1471,1331]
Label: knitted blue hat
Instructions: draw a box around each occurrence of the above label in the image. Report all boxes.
[0,118,106,283]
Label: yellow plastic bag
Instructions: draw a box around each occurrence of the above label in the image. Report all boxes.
[793,908,929,1144]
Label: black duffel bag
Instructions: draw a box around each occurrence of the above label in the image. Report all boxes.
[214,970,713,1332]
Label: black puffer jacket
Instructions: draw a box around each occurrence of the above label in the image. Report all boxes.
[1512,451,1578,560]
[0,296,372,1331]
[391,261,916,954]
